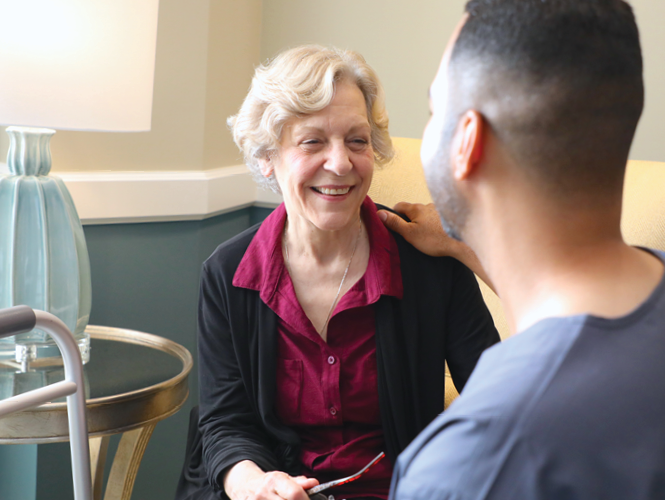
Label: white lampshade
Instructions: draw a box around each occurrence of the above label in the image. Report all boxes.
[0,0,159,132]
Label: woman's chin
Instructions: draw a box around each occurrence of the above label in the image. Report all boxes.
[306,213,362,233]
[285,192,366,233]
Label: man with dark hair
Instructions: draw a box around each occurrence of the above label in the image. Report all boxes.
[382,1,665,498]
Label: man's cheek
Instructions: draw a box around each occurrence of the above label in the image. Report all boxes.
[421,117,444,172]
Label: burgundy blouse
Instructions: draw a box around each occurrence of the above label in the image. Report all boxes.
[233,197,403,499]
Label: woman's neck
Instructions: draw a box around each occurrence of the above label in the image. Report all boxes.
[282,210,370,339]
[283,213,363,266]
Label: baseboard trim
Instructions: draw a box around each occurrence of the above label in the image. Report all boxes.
[51,166,282,225]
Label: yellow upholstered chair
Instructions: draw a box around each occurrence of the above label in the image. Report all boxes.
[620,160,665,252]
[370,137,665,407]
[369,137,508,408]
[369,136,510,338]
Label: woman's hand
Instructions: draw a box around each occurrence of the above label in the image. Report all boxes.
[224,460,319,500]
[378,202,495,293]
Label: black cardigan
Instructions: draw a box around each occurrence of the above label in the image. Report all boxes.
[197,216,499,495]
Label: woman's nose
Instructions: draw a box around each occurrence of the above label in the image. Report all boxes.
[324,142,353,176]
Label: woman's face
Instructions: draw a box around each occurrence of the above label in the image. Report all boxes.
[264,80,374,233]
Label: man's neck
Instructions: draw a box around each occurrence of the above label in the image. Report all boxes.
[474,199,664,335]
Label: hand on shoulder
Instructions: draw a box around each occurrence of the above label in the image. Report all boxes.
[378,202,494,292]
[378,202,466,258]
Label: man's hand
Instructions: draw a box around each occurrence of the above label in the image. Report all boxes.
[224,460,319,500]
[378,202,463,258]
[378,202,495,293]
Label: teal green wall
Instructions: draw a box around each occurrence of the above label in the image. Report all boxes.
[0,444,37,499]
[34,205,273,500]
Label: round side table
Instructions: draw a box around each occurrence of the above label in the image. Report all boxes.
[0,326,192,500]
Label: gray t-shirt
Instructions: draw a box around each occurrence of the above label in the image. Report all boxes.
[390,249,665,500]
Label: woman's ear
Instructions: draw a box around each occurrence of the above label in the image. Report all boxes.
[259,157,274,178]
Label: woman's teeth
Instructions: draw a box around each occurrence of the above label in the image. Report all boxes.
[314,186,351,195]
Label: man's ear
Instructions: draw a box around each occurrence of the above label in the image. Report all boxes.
[259,156,274,178]
[451,110,484,180]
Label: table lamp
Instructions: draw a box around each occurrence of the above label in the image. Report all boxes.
[0,0,159,368]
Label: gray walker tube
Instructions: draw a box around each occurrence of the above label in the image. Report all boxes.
[0,306,92,500]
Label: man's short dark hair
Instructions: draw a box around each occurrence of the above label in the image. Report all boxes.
[451,0,644,198]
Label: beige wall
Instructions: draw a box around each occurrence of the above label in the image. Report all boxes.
[629,0,665,162]
[261,0,665,163]
[1,0,262,173]
[203,0,262,169]
[50,0,210,173]
[260,0,465,142]
[1,0,663,172]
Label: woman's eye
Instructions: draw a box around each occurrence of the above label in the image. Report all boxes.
[349,138,370,149]
[301,139,322,147]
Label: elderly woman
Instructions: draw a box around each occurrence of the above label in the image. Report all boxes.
[196,45,499,500]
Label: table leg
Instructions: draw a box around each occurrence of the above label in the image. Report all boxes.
[89,436,110,500]
[103,424,156,500]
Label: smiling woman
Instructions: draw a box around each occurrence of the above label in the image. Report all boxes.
[186,45,500,500]
[264,80,375,239]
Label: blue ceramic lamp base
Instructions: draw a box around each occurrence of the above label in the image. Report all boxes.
[0,126,92,370]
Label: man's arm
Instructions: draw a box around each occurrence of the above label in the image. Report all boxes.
[378,202,495,293]
[389,413,493,500]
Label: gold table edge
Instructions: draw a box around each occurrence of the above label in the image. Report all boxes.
[0,326,193,443]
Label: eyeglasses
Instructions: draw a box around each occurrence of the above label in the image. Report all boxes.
[306,451,386,497]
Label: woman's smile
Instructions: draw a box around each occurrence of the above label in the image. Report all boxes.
[311,185,353,196]
[312,185,352,195]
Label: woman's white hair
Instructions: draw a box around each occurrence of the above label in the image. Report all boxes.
[228,45,394,192]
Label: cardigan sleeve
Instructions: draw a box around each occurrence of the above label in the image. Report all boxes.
[444,260,500,392]
[197,260,281,494]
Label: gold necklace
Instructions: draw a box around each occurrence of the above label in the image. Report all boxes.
[283,218,363,335]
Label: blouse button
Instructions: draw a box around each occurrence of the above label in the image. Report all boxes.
[328,496,335,500]
[329,406,337,416]
[327,356,335,365]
